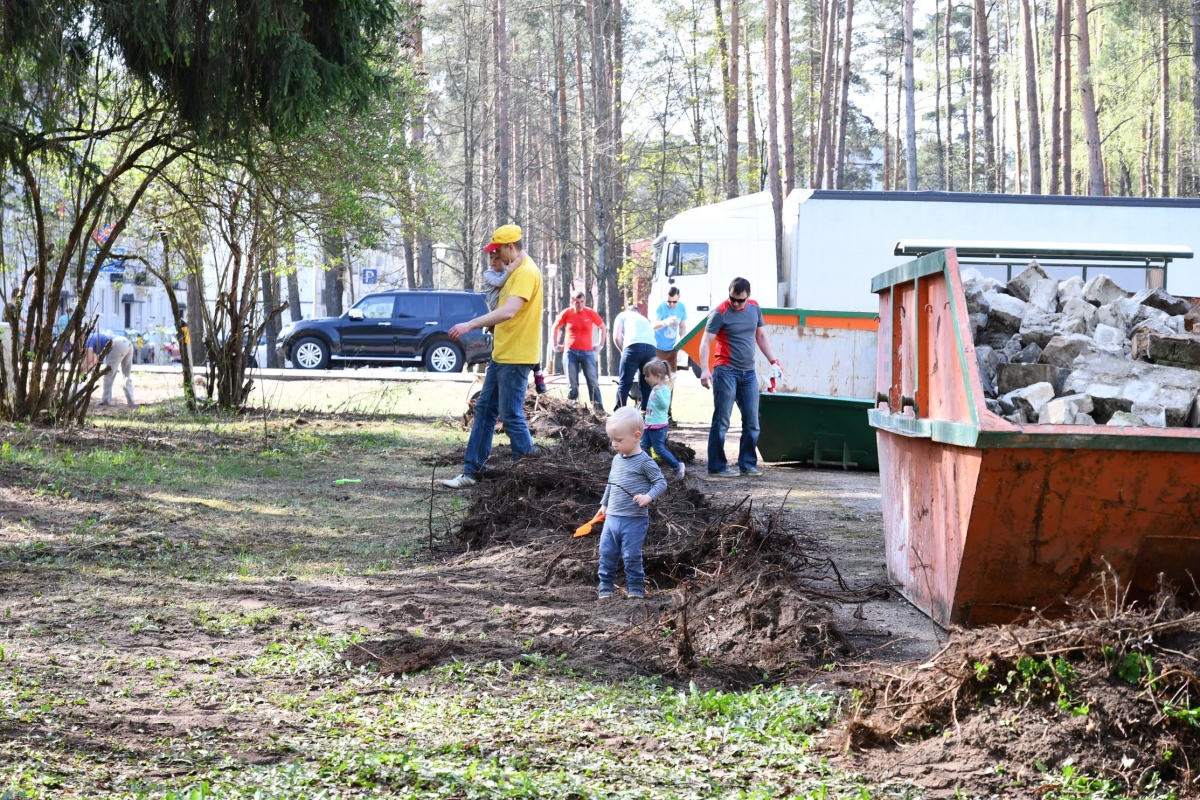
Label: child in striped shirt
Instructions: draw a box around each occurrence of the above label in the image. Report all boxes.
[596,407,667,600]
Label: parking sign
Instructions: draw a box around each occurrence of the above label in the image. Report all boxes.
[361,268,378,285]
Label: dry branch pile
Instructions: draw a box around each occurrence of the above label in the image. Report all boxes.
[842,574,1200,793]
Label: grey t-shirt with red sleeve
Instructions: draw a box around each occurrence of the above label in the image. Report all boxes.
[704,299,765,370]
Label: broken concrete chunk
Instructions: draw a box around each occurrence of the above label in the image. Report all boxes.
[976,345,999,396]
[1095,298,1141,335]
[1133,303,1170,330]
[1019,312,1064,349]
[1003,410,1028,425]
[970,312,989,338]
[1130,403,1167,428]
[1130,331,1200,369]
[1061,297,1098,333]
[1063,354,1200,426]
[1169,315,1186,333]
[1007,263,1051,302]
[1056,276,1084,310]
[1075,413,1097,426]
[1092,324,1127,350]
[1001,382,1056,420]
[988,293,1028,331]
[985,397,1003,416]
[1055,315,1090,337]
[1038,393,1095,425]
[1185,305,1200,332]
[1082,274,1131,307]
[1040,333,1122,368]
[1026,280,1059,314]
[1013,343,1043,364]
[1132,287,1191,317]
[997,362,1068,396]
[1106,410,1145,427]
[963,278,993,316]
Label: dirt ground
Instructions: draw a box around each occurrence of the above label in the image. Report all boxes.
[6,388,1187,798]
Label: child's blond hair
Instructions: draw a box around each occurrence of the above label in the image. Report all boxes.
[607,406,644,436]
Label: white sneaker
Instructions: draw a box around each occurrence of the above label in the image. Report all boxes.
[441,473,477,489]
[675,464,686,480]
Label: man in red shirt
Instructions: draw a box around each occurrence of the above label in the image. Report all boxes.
[553,291,607,413]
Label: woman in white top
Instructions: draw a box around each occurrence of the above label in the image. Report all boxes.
[612,302,658,411]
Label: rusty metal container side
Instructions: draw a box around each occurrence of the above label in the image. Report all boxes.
[870,249,1200,627]
[677,309,880,469]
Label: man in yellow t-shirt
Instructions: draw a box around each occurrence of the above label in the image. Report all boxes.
[443,224,544,488]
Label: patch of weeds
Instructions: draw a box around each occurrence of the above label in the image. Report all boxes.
[189,604,281,636]
[1037,761,1175,800]
[245,630,366,677]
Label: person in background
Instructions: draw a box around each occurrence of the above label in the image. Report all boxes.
[57,305,74,337]
[698,277,783,477]
[641,359,683,480]
[442,224,544,489]
[652,287,687,424]
[553,290,606,414]
[612,301,657,411]
[483,244,548,394]
[84,330,135,406]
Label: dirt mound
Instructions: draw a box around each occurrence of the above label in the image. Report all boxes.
[837,575,1200,796]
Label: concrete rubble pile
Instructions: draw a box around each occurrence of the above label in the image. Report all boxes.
[965,263,1200,427]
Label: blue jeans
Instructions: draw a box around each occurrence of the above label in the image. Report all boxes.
[567,349,602,404]
[616,343,656,410]
[708,366,761,473]
[463,361,533,476]
[598,514,649,594]
[644,427,680,472]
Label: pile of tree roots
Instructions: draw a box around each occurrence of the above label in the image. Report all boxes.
[436,393,881,682]
[841,572,1200,794]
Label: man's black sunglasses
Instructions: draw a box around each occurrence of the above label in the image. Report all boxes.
[728,295,748,305]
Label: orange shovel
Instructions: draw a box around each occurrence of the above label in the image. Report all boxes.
[573,510,606,538]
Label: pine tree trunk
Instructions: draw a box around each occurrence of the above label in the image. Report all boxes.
[977,0,995,192]
[715,0,732,194]
[745,28,760,190]
[946,0,954,190]
[553,8,574,309]
[904,0,918,190]
[1020,0,1043,193]
[894,65,903,190]
[1192,0,1200,195]
[765,0,784,286]
[884,63,891,190]
[1160,0,1170,197]
[780,0,796,194]
[969,6,978,190]
[1009,0,1024,193]
[729,0,741,196]
[935,8,945,189]
[1073,0,1103,194]
[495,0,511,217]
[815,0,837,187]
[1049,0,1063,194]
[834,0,855,187]
[286,238,302,322]
[1062,0,1072,194]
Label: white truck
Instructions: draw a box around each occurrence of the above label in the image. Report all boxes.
[656,190,1200,468]
[650,189,1200,314]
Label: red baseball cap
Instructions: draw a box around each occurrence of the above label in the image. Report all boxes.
[483,242,500,253]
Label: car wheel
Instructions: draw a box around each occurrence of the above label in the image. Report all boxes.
[424,341,464,373]
[292,337,330,370]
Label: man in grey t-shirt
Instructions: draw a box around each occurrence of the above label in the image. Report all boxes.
[698,277,783,477]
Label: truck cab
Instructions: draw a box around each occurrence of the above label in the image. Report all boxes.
[649,192,779,318]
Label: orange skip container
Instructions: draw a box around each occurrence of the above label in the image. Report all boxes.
[870,248,1200,626]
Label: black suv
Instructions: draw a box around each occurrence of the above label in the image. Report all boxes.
[276,290,492,372]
